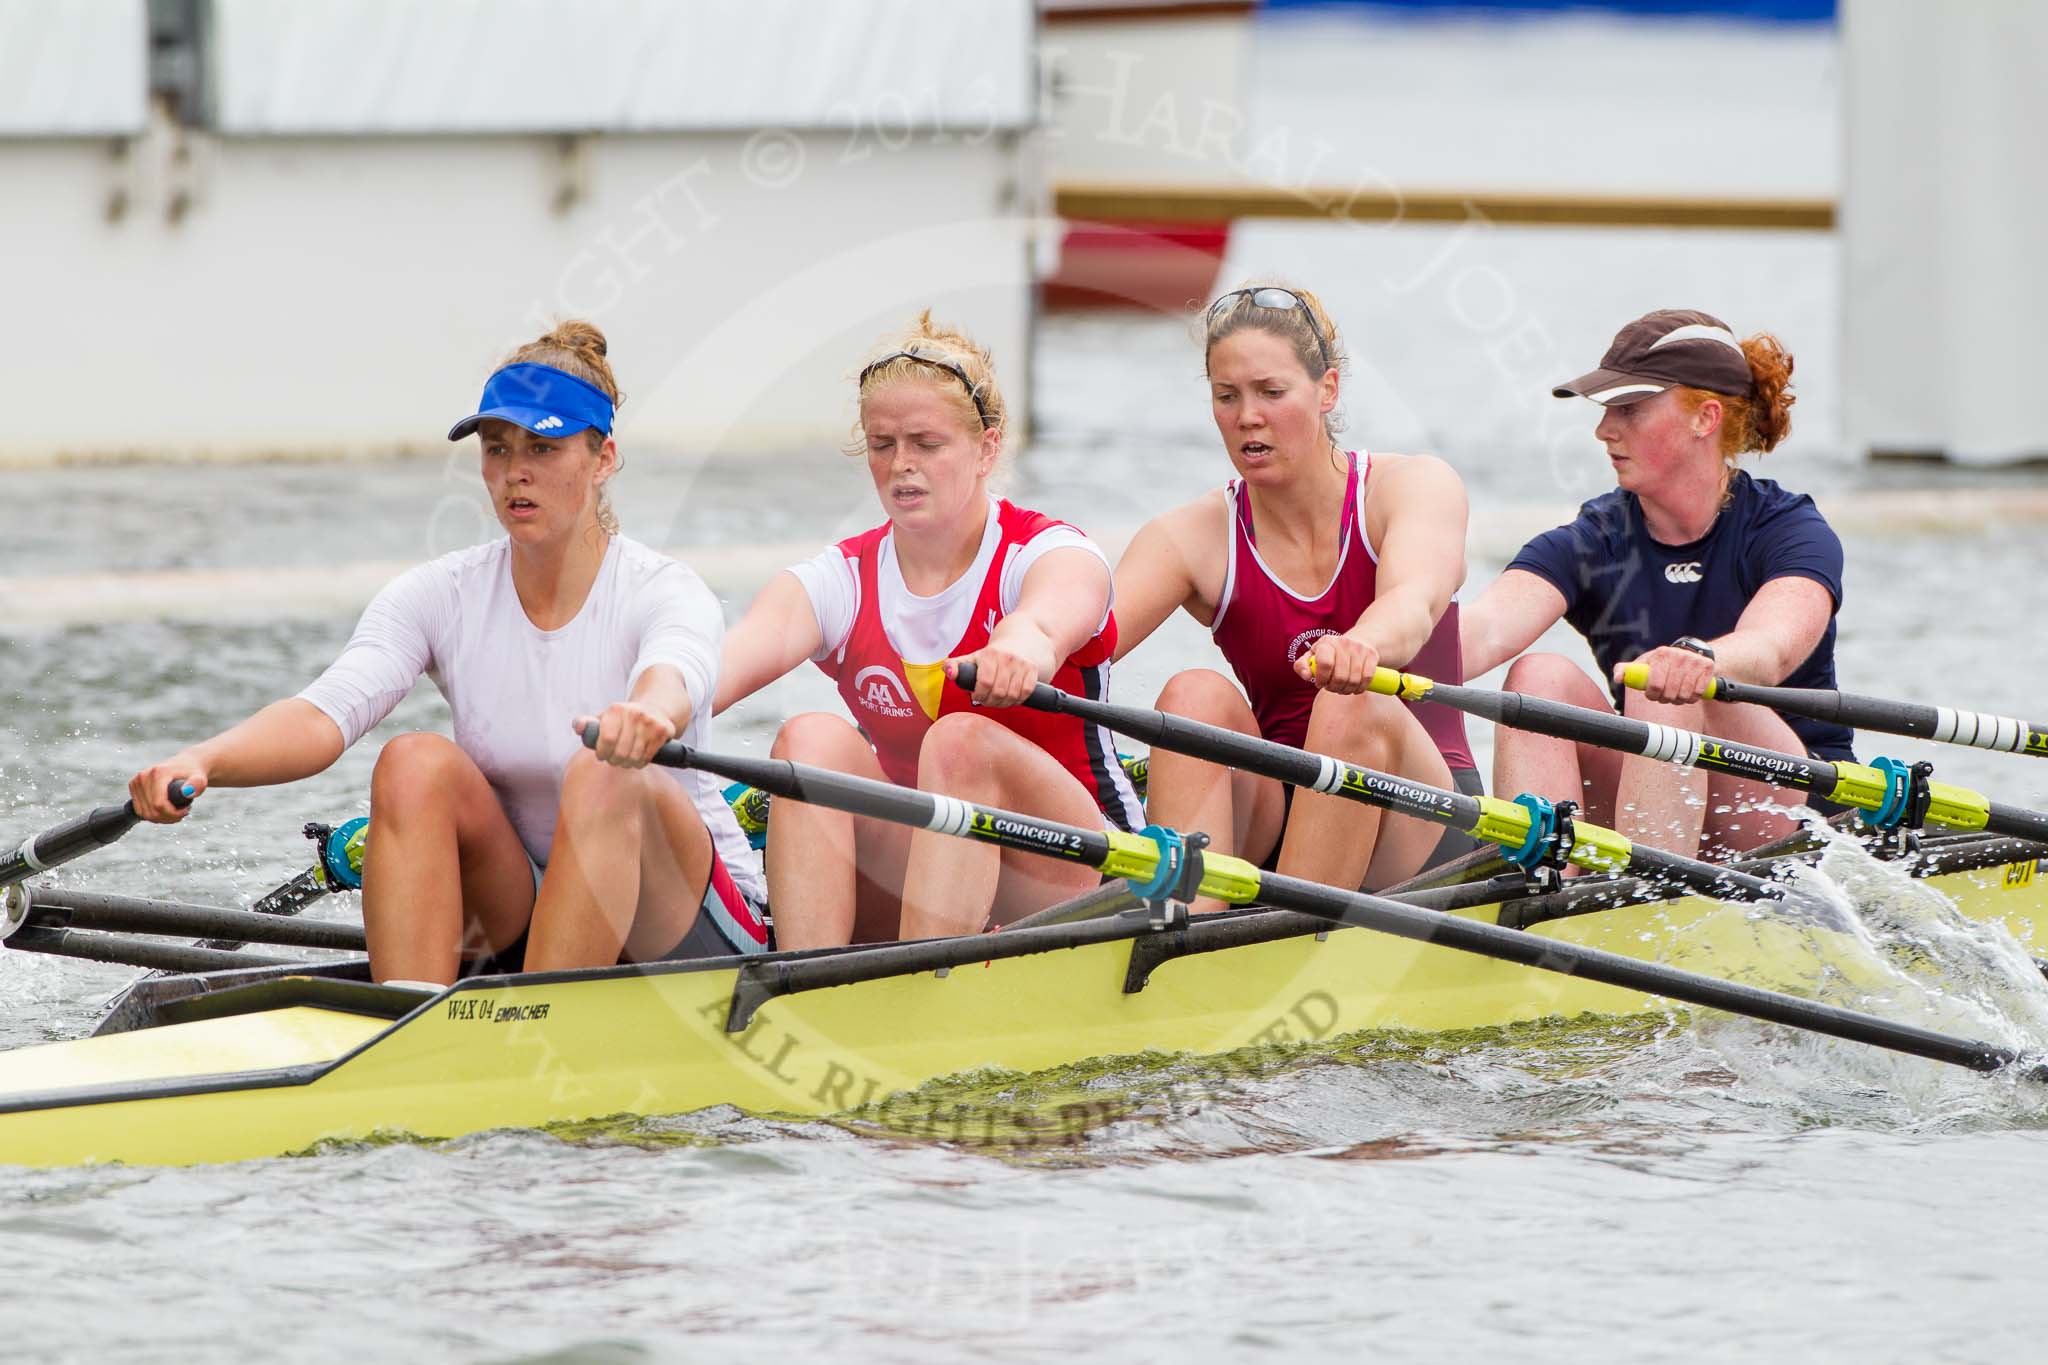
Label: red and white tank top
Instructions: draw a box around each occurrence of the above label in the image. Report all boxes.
[1209,452,1476,772]
[811,500,1146,830]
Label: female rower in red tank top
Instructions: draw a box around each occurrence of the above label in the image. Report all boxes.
[717,313,1142,947]
[1113,283,1482,908]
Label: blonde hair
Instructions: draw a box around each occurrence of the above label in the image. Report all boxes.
[1201,280,1349,441]
[847,309,1008,456]
[501,319,624,535]
[1675,331,1796,475]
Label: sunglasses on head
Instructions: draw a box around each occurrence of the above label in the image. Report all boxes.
[1205,287,1335,378]
[858,348,993,430]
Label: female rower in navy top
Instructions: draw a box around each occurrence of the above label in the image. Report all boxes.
[1461,309,1849,858]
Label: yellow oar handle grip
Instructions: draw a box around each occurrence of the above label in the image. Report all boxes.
[1619,662,1723,701]
[1368,667,1434,702]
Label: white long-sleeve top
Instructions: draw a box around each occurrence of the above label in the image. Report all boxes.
[298,535,762,897]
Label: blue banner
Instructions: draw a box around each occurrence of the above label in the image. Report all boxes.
[1262,0,1834,22]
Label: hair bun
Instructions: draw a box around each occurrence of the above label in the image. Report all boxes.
[504,319,622,409]
[1739,332,1795,454]
[545,319,609,359]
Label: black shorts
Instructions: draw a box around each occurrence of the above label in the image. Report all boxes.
[458,849,770,978]
[459,913,769,980]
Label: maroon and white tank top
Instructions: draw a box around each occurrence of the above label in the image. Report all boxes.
[1209,452,1476,772]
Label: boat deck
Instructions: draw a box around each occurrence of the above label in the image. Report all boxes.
[0,1004,388,1096]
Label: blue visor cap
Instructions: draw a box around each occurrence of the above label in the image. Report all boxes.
[447,362,615,442]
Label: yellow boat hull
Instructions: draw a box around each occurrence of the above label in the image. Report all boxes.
[2,851,2043,1168]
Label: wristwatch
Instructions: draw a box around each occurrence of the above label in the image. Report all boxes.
[1670,636,1716,661]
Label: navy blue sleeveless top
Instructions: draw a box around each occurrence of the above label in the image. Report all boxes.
[1507,470,1853,761]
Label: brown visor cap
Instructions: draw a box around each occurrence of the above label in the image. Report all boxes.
[1553,309,1756,406]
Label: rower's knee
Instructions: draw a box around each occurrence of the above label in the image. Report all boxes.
[915,713,1005,797]
[772,711,865,765]
[1503,652,1595,702]
[556,747,650,825]
[1304,688,1405,764]
[370,732,469,816]
[1155,669,1247,727]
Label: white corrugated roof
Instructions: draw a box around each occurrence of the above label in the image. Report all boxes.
[213,0,1036,134]
[0,0,147,136]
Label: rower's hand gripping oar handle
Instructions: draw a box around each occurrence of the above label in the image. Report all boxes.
[146,781,199,815]
[1620,663,1724,702]
[949,662,1066,713]
[582,721,695,770]
[0,781,194,890]
[1622,663,2048,760]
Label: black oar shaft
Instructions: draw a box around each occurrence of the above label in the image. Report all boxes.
[963,665,1775,902]
[1100,690,1484,825]
[632,738,2044,1081]
[12,887,365,952]
[185,865,339,956]
[0,782,193,889]
[666,744,1121,875]
[5,926,301,975]
[0,805,142,889]
[1709,676,2048,759]
[1256,866,2026,1075]
[1395,672,2048,845]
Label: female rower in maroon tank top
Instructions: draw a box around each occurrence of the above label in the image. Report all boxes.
[1113,284,1482,907]
[716,313,1143,947]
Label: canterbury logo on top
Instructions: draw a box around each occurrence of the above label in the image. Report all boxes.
[813,500,1144,830]
[1664,561,1704,584]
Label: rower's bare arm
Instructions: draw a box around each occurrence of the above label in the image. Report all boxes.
[1624,578,1832,705]
[1349,454,1469,669]
[962,546,1114,705]
[128,700,346,822]
[1459,570,1569,678]
[1718,576,1835,684]
[579,665,689,767]
[1110,491,1228,661]
[713,571,826,714]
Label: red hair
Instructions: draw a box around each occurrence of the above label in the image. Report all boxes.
[1677,331,1795,465]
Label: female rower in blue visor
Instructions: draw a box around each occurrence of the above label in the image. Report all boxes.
[128,321,768,984]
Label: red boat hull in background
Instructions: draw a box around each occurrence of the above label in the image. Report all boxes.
[1041,219,1232,314]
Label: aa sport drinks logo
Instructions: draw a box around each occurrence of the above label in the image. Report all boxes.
[853,665,918,719]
